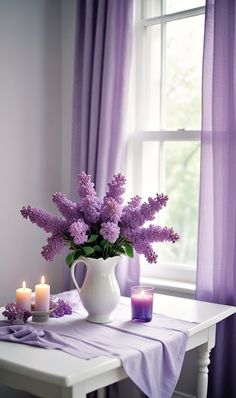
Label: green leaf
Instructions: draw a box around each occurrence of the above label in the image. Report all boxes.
[124,243,134,258]
[87,234,99,243]
[82,246,94,256]
[116,247,125,254]
[93,245,101,252]
[74,250,82,260]
[66,252,75,267]
[101,239,108,247]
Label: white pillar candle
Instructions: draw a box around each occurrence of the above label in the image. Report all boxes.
[16,281,32,311]
[35,276,50,311]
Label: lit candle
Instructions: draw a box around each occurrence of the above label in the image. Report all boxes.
[35,276,50,311]
[16,281,32,311]
[131,286,154,322]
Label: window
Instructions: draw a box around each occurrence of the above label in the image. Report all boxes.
[127,0,205,285]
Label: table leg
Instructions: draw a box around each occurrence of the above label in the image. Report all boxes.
[97,388,106,398]
[197,344,211,398]
[62,384,86,398]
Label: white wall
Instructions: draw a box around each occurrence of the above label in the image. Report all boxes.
[0,1,63,395]
[0,0,64,305]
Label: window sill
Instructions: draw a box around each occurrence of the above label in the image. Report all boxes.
[140,276,196,298]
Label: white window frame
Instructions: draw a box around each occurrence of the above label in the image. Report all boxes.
[130,1,205,287]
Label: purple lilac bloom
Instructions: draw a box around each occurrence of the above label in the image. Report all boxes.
[131,225,180,244]
[122,225,179,264]
[41,235,65,261]
[77,172,97,198]
[77,172,101,224]
[121,193,168,229]
[52,192,80,222]
[2,303,31,323]
[126,195,142,210]
[100,197,122,223]
[50,298,72,318]
[134,241,158,263]
[104,173,126,204]
[21,206,68,235]
[100,222,120,243]
[69,219,89,245]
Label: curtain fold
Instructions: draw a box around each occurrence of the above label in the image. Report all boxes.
[196,0,236,396]
[70,0,139,297]
[71,0,133,197]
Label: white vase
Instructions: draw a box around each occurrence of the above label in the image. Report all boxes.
[70,256,121,323]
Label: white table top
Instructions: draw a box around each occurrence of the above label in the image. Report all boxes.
[0,294,235,388]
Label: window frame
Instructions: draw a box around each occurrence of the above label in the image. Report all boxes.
[131,1,205,284]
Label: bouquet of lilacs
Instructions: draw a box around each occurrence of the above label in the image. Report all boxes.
[21,172,179,266]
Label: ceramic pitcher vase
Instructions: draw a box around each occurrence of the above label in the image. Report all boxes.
[70,256,121,323]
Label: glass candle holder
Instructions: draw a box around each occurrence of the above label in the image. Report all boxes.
[131,286,154,322]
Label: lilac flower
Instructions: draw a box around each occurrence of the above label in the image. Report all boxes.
[100,197,122,223]
[2,303,31,323]
[126,195,142,210]
[50,298,72,318]
[21,206,68,235]
[100,222,120,243]
[77,172,97,198]
[41,235,65,261]
[52,192,80,222]
[77,172,101,223]
[134,242,158,263]
[122,225,179,263]
[69,219,89,245]
[21,171,179,263]
[104,173,126,204]
[121,194,168,229]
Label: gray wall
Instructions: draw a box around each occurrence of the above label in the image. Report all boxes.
[0,0,75,396]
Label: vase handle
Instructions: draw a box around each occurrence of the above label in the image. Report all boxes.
[70,257,87,295]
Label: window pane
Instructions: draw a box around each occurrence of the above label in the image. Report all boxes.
[158,141,200,266]
[141,141,160,197]
[144,25,161,130]
[164,15,204,130]
[166,0,205,14]
[143,0,161,18]
[144,0,205,18]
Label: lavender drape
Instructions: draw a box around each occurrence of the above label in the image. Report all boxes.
[71,0,132,198]
[70,0,139,297]
[196,0,236,396]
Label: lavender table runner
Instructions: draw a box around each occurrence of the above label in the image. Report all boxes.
[0,290,195,398]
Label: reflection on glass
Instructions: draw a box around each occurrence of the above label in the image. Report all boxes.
[165,15,204,130]
[158,141,200,266]
[144,25,161,130]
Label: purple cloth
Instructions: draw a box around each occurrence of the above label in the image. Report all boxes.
[196,0,236,396]
[0,290,195,398]
[68,0,139,296]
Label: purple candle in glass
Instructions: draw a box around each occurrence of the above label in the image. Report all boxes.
[131,286,154,322]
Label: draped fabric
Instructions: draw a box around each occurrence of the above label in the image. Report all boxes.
[71,0,133,198]
[196,0,236,396]
[70,0,139,295]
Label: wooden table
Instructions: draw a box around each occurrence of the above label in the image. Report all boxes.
[0,294,235,398]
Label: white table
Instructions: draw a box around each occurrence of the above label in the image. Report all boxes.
[0,294,235,398]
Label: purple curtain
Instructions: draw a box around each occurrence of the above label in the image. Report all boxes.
[70,0,139,296]
[196,0,236,396]
[71,0,133,197]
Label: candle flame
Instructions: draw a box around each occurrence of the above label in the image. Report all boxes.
[22,281,26,289]
[141,289,145,297]
[41,275,45,285]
